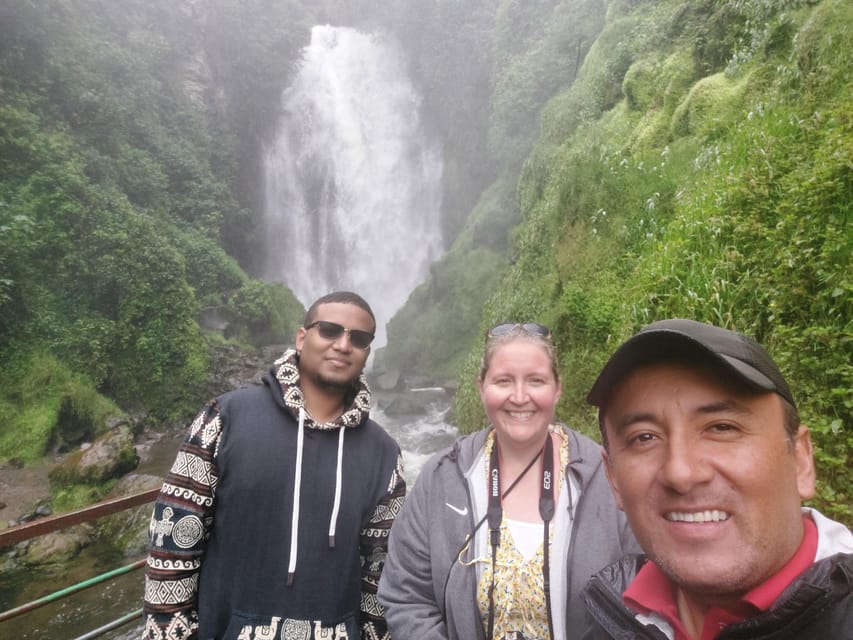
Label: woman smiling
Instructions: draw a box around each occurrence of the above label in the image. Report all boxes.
[379,323,638,640]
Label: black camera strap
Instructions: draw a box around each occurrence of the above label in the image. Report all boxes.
[486,433,556,640]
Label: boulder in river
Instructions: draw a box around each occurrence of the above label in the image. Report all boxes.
[18,524,95,567]
[48,425,139,485]
[97,473,165,556]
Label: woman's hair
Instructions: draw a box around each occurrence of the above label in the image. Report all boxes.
[479,326,560,383]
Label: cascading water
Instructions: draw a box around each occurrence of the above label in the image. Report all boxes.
[3,25,457,640]
[263,25,443,346]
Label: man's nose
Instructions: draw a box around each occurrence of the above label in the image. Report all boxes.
[659,434,713,493]
[331,331,354,351]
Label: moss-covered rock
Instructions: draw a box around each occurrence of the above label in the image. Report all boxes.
[19,524,95,567]
[96,473,164,556]
[48,425,139,486]
[669,70,750,140]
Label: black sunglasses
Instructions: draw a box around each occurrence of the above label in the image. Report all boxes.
[487,322,552,340]
[305,320,375,350]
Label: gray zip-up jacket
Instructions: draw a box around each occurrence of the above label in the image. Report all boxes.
[378,424,638,640]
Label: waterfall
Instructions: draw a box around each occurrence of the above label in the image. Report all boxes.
[262,25,444,347]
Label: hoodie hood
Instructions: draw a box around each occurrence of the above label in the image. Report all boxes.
[266,347,372,430]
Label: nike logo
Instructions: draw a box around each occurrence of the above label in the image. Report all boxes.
[445,502,468,516]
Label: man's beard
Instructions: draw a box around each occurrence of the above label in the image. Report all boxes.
[313,370,359,392]
[653,554,757,606]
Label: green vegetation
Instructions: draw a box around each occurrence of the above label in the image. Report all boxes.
[380,0,615,378]
[451,0,851,523]
[0,0,848,525]
[0,353,123,463]
[384,173,519,380]
[0,0,308,447]
[52,483,114,514]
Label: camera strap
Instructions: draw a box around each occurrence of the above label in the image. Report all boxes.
[486,433,555,640]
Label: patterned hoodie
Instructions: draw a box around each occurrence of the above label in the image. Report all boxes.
[143,349,406,640]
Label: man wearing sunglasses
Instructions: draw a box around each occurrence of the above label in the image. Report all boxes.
[142,291,405,640]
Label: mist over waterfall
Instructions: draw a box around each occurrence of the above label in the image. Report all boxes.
[262,25,444,347]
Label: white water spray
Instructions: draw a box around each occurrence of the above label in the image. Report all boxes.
[263,25,444,346]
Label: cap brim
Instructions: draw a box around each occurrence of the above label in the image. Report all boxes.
[587,330,780,407]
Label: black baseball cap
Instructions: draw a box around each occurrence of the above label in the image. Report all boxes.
[587,319,796,408]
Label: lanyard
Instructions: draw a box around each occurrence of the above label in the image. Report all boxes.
[486,433,555,640]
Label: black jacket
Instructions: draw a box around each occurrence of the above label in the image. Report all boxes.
[581,552,853,640]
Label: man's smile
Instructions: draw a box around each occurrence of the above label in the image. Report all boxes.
[664,510,731,523]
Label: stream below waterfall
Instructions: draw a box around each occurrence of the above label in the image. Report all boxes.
[0,400,458,640]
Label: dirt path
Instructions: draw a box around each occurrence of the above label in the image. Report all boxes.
[0,457,56,523]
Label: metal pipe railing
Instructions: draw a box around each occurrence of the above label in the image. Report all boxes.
[72,608,144,640]
[0,487,160,637]
[0,558,147,623]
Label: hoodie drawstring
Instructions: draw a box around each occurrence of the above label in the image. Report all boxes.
[287,408,347,584]
[287,408,307,586]
[328,426,345,547]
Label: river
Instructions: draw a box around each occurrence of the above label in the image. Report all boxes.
[0,399,458,640]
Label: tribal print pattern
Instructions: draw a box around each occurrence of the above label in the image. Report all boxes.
[233,616,350,639]
[143,400,220,640]
[170,449,217,488]
[144,573,198,606]
[274,349,371,430]
[358,452,405,640]
[142,609,197,640]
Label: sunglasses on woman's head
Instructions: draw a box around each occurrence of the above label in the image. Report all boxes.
[305,320,375,350]
[487,323,552,340]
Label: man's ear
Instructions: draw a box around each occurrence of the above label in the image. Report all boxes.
[295,326,307,352]
[792,425,816,501]
[601,447,625,511]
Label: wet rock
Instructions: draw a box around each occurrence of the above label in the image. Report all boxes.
[97,473,165,556]
[381,395,422,416]
[202,343,284,398]
[49,425,139,485]
[50,400,131,453]
[9,501,55,528]
[20,524,94,566]
[374,368,402,391]
[105,416,129,430]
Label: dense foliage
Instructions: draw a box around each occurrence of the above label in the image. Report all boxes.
[0,0,306,458]
[450,0,851,523]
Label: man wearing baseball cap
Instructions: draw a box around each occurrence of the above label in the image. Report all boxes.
[580,319,852,639]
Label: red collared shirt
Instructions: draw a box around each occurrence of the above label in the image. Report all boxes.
[623,515,818,640]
